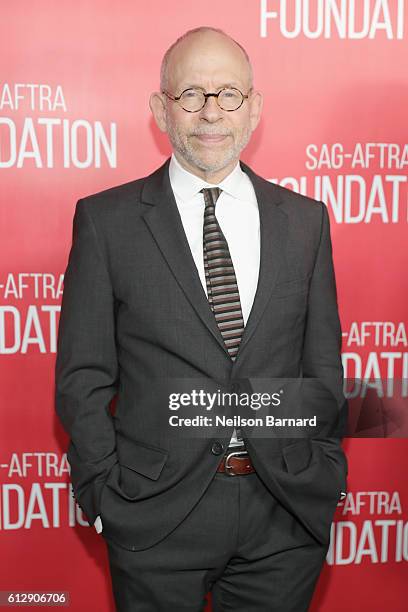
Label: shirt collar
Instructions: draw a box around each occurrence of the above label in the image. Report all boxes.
[169,152,249,202]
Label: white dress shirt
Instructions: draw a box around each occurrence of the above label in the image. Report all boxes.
[169,153,260,325]
[94,153,260,533]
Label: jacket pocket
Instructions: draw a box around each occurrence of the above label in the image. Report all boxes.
[271,275,310,298]
[117,435,169,481]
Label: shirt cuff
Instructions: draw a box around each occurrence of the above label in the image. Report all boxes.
[94,515,103,533]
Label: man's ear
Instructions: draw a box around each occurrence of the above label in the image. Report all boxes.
[249,90,263,132]
[149,92,167,133]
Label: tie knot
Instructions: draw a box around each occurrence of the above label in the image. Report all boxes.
[201,187,222,207]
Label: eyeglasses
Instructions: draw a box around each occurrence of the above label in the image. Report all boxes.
[161,87,252,112]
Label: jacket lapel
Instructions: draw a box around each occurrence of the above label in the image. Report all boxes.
[140,157,288,361]
[234,161,288,361]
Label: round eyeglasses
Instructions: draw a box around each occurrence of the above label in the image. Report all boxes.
[162,87,251,112]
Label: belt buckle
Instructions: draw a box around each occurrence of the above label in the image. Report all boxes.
[224,450,248,476]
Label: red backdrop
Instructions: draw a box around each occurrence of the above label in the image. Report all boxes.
[1,1,407,610]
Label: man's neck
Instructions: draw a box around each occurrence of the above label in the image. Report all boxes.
[173,152,239,184]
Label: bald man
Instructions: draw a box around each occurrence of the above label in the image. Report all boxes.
[55,26,348,612]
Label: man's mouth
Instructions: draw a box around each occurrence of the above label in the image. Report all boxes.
[194,134,229,143]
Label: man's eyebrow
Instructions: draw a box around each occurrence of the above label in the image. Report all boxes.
[178,82,244,91]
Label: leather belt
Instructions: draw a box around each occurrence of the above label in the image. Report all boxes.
[217,447,255,476]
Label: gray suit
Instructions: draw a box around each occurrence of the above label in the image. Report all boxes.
[55,157,348,560]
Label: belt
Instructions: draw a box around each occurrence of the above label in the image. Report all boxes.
[216,446,255,476]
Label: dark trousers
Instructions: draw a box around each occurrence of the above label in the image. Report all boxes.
[103,469,329,611]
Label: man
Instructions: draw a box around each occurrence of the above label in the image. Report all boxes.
[55,26,348,611]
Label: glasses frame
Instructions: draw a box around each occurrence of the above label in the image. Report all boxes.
[161,87,252,112]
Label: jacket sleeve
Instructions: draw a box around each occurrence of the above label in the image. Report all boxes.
[55,198,119,525]
[301,202,348,459]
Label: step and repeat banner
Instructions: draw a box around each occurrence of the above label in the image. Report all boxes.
[1,1,407,610]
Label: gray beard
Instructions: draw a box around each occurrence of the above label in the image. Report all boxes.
[167,122,252,173]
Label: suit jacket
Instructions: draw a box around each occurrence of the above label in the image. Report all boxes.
[55,157,348,551]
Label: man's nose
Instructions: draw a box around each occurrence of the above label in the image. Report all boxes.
[199,95,223,121]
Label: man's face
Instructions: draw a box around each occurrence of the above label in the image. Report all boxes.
[150,31,263,178]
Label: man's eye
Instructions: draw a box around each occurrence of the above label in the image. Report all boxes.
[183,90,200,98]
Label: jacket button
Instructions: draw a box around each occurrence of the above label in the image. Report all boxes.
[231,382,240,393]
[211,441,224,455]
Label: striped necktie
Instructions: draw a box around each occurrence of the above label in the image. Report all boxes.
[201,187,244,445]
[201,187,245,361]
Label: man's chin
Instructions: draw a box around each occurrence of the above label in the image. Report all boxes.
[188,150,236,173]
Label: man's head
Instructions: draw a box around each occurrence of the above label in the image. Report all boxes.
[150,27,263,182]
